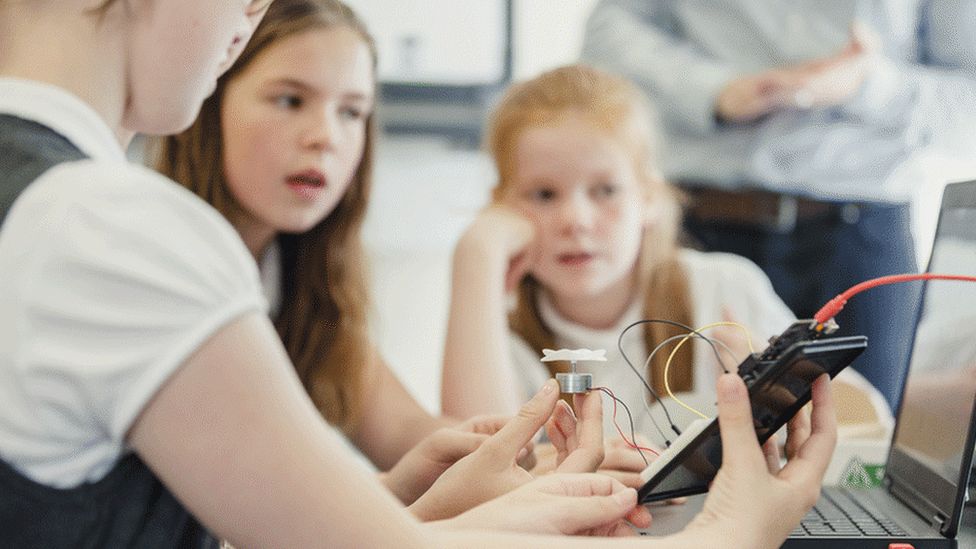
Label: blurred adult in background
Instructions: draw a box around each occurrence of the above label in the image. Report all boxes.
[580,0,976,411]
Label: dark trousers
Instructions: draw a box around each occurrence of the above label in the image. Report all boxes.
[684,201,922,412]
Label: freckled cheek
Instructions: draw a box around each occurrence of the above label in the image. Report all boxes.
[529,222,558,262]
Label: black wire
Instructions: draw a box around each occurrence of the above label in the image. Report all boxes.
[617,318,732,440]
[592,386,649,467]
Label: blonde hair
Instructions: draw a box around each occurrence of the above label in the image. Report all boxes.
[487,64,694,394]
[153,0,376,435]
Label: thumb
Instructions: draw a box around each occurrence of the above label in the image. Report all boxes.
[552,489,639,534]
[715,373,763,472]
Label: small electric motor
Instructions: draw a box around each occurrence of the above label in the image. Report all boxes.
[541,348,607,393]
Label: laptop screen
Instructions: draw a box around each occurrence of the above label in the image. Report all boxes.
[887,180,976,523]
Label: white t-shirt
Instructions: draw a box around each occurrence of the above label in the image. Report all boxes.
[509,249,890,442]
[0,78,267,488]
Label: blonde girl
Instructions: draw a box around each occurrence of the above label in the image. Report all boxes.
[443,64,887,440]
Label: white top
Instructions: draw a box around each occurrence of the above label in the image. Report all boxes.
[509,249,889,443]
[0,78,267,488]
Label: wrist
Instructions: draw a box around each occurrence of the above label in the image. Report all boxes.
[453,232,510,288]
[455,227,509,268]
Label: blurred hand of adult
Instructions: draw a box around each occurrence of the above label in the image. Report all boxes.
[716,23,879,123]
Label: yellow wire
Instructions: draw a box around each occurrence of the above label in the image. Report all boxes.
[663,321,755,419]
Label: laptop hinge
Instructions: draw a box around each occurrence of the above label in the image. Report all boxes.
[888,477,948,531]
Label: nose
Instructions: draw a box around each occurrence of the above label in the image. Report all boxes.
[558,192,596,236]
[301,108,338,152]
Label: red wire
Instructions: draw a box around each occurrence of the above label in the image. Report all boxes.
[592,386,658,456]
[813,273,976,324]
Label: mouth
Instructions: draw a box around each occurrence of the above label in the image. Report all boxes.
[286,169,327,188]
[557,252,595,266]
[285,169,327,199]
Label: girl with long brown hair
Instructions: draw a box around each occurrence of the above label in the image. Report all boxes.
[152,0,533,508]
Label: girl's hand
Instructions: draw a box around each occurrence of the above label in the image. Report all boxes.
[383,415,526,506]
[683,373,836,548]
[544,391,606,474]
[456,204,537,292]
[531,403,653,489]
[409,379,604,521]
[443,472,652,536]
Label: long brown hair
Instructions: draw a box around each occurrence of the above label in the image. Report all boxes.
[153,0,377,434]
[487,64,695,395]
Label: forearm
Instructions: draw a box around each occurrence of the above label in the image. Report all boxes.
[441,237,522,418]
[372,413,454,469]
[355,360,455,470]
[129,315,431,549]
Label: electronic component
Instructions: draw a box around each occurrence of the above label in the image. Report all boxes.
[637,321,865,503]
[541,348,606,394]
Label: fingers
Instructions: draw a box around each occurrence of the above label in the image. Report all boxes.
[715,373,763,473]
[599,445,649,488]
[481,379,559,462]
[600,446,648,473]
[761,435,782,474]
[785,404,811,460]
[544,400,576,466]
[525,473,649,534]
[595,469,644,489]
[505,251,531,293]
[573,391,605,458]
[848,21,880,54]
[516,445,538,471]
[463,415,510,435]
[781,375,837,488]
[626,505,653,529]
[549,486,640,535]
[430,430,491,462]
[555,391,605,473]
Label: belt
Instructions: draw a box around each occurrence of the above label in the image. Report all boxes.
[682,186,859,233]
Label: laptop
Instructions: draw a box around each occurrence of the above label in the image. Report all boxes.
[642,180,976,548]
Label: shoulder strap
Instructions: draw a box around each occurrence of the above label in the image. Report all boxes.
[0,114,88,226]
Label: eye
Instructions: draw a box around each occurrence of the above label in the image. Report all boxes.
[339,105,366,121]
[527,187,556,203]
[272,94,303,109]
[593,182,619,198]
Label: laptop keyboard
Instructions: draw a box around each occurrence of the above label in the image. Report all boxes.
[791,486,908,537]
